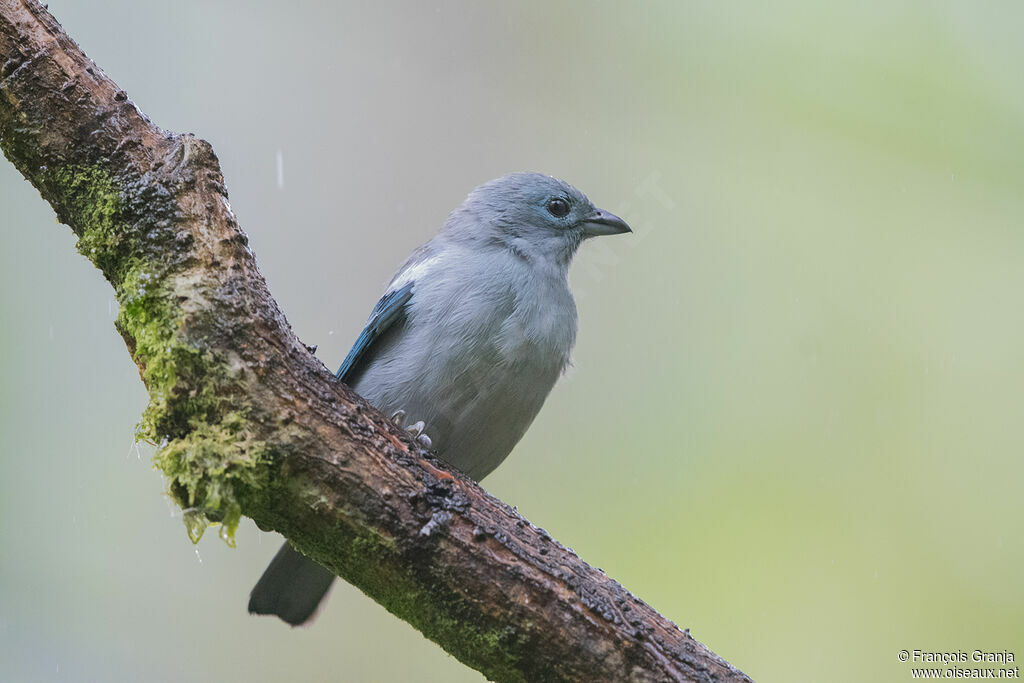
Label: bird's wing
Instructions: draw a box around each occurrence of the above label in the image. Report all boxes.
[335,281,415,384]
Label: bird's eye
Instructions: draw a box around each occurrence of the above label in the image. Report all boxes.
[546,198,570,218]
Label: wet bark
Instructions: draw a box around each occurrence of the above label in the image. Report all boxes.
[0,2,753,681]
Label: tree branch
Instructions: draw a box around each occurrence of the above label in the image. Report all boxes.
[0,2,752,681]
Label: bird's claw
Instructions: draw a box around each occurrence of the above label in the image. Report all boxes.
[390,410,431,448]
[409,421,432,448]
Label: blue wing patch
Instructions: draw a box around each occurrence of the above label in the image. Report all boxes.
[335,281,414,383]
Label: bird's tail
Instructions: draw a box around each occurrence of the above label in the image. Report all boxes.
[248,542,335,626]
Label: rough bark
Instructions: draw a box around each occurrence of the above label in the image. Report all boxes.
[0,2,753,681]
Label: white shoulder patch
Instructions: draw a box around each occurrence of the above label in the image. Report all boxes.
[390,255,442,292]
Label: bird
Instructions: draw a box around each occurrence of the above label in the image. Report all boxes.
[248,172,631,626]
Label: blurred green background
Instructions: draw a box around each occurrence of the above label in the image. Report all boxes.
[3,1,1023,681]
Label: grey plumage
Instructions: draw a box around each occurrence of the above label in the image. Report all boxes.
[249,172,630,625]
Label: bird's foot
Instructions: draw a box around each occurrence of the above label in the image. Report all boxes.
[390,410,432,448]
[407,420,432,448]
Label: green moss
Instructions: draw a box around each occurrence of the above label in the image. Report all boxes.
[288,521,524,680]
[49,165,134,281]
[115,265,267,545]
[45,163,266,546]
[397,584,525,680]
[154,412,271,546]
[399,579,525,677]
[114,263,236,439]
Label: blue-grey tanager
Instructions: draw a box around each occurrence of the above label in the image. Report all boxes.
[249,172,630,625]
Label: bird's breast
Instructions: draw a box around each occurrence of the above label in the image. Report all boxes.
[358,255,578,480]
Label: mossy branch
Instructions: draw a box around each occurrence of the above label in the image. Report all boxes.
[0,2,753,681]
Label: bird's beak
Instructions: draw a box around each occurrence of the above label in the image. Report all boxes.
[580,208,632,237]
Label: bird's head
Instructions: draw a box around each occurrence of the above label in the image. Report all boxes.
[447,172,631,267]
